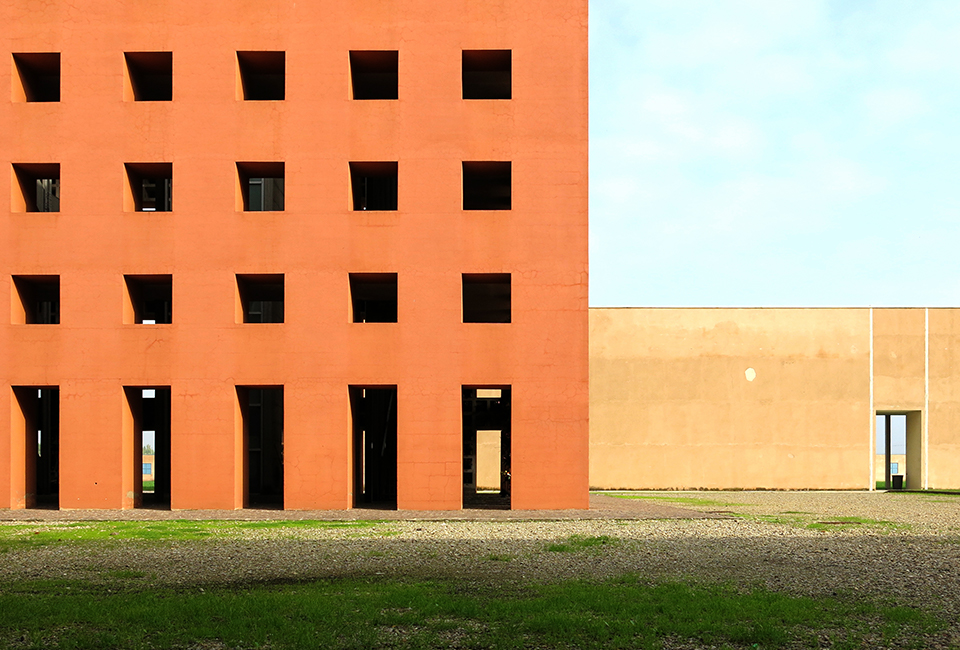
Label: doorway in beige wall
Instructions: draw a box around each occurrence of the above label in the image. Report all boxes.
[876,411,922,489]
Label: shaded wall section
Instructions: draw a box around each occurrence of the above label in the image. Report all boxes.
[590,308,872,490]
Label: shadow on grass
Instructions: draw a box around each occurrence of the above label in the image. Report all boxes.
[0,576,941,649]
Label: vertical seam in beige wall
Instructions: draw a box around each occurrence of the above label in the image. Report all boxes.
[869,307,875,491]
[924,308,930,489]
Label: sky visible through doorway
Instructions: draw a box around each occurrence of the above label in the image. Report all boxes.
[591,1,960,308]
[875,415,906,455]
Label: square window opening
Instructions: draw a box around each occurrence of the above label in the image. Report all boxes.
[350,273,398,323]
[463,273,511,323]
[237,162,284,211]
[125,163,172,212]
[463,161,511,210]
[124,275,172,324]
[12,53,60,102]
[462,50,511,100]
[12,275,60,324]
[350,50,398,100]
[124,52,173,101]
[237,274,284,323]
[349,162,397,211]
[12,163,60,213]
[237,51,285,101]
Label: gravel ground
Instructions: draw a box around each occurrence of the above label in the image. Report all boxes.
[2,491,959,645]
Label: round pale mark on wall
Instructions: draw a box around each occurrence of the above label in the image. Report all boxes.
[745,367,756,382]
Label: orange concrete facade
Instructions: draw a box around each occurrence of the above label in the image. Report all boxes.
[1,1,590,510]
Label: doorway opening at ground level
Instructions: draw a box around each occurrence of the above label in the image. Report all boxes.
[125,387,171,508]
[350,386,398,509]
[462,387,511,509]
[13,387,59,509]
[876,411,922,490]
[239,387,284,508]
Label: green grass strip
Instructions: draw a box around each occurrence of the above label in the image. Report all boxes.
[0,519,388,550]
[0,576,941,649]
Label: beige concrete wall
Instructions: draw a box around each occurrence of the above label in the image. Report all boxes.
[873,309,925,412]
[928,309,960,488]
[590,308,872,490]
[476,430,501,491]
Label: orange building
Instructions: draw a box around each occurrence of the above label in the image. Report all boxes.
[1,1,590,510]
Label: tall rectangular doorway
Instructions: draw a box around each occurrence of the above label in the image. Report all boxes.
[349,386,397,509]
[13,387,59,509]
[239,387,284,508]
[462,387,511,509]
[876,411,922,489]
[125,387,171,508]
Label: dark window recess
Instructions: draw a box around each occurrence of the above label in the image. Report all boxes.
[125,163,172,212]
[350,162,398,211]
[13,276,60,324]
[14,387,60,508]
[350,50,398,100]
[238,51,285,101]
[239,387,284,508]
[13,164,60,213]
[125,52,173,101]
[238,274,284,323]
[462,50,511,100]
[125,275,172,324]
[350,386,398,508]
[237,162,284,211]
[463,273,511,323]
[463,161,511,210]
[350,273,398,323]
[13,53,60,102]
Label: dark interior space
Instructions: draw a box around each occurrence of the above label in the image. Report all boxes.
[238,162,285,211]
[125,52,173,101]
[126,387,171,508]
[462,161,511,210]
[13,275,60,324]
[237,51,285,101]
[13,163,60,212]
[350,386,398,508]
[462,50,511,99]
[350,162,398,211]
[350,50,398,100]
[240,387,284,508]
[462,387,511,509]
[13,52,60,102]
[125,163,172,212]
[15,387,59,509]
[125,275,173,324]
[350,273,398,323]
[462,274,511,323]
[237,274,284,323]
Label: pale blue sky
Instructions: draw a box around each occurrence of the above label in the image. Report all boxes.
[590,1,960,307]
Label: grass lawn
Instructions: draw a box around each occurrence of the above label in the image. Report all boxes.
[0,576,940,649]
[0,519,385,551]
